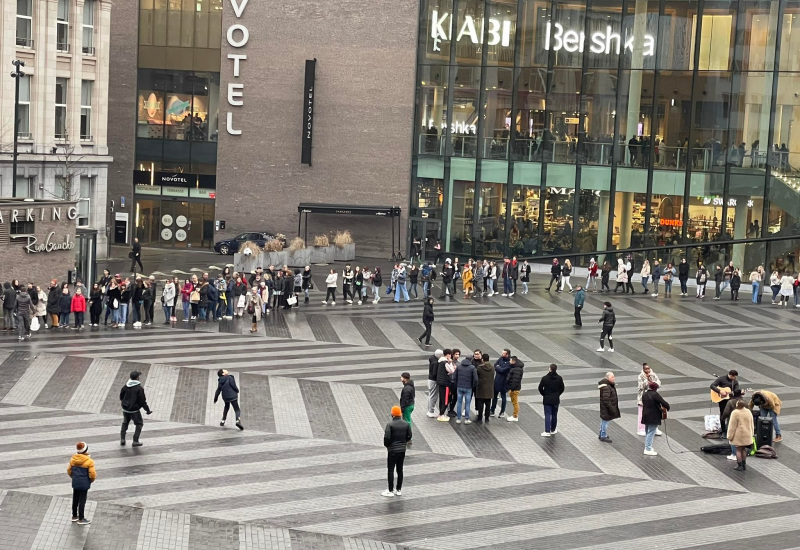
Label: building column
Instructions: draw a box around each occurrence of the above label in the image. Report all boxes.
[624,0,648,165]
[619,191,633,250]
[731,198,748,269]
[757,0,780,158]
[596,190,611,264]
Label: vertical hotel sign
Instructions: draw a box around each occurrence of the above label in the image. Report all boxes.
[224,0,250,135]
[301,59,316,165]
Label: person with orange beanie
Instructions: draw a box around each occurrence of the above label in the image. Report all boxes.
[67,442,96,525]
[382,405,411,497]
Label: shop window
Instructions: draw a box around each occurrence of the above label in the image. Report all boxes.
[542,168,575,254]
[57,0,69,51]
[17,0,33,48]
[482,68,513,160]
[546,69,582,164]
[511,68,548,162]
[82,0,95,54]
[476,161,507,257]
[412,177,443,219]
[509,183,540,256]
[449,180,475,254]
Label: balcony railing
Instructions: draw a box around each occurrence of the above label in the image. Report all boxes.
[16,37,34,48]
[57,42,70,53]
[80,135,93,142]
[82,46,95,56]
[16,132,32,140]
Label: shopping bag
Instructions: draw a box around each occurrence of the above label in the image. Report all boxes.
[287,295,298,306]
[30,317,40,332]
[237,295,246,308]
[704,414,721,432]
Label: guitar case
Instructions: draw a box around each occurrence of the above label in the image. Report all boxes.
[701,443,730,454]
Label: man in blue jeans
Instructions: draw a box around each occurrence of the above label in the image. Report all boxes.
[538,363,565,437]
[598,372,620,443]
[453,357,477,424]
[501,257,513,296]
[491,349,512,418]
[750,390,782,442]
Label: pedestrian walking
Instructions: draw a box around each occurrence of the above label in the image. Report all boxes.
[454,357,477,424]
[520,259,531,294]
[129,237,143,274]
[382,405,411,497]
[696,264,708,298]
[559,259,573,293]
[506,356,524,422]
[418,297,434,347]
[573,284,585,327]
[302,266,313,304]
[641,381,670,456]
[400,372,415,434]
[600,260,611,292]
[120,370,153,447]
[598,372,620,442]
[474,353,494,423]
[614,261,627,293]
[15,284,34,340]
[67,442,96,525]
[323,269,338,306]
[214,369,244,429]
[538,363,564,436]
[637,363,662,436]
[490,349,511,418]
[587,257,598,291]
[426,349,442,418]
[728,400,754,471]
[597,302,616,352]
[545,259,560,291]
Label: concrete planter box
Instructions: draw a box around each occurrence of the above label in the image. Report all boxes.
[288,247,312,267]
[233,252,259,275]
[311,245,335,264]
[265,250,288,268]
[335,243,356,262]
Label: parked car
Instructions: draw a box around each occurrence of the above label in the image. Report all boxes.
[214,232,284,255]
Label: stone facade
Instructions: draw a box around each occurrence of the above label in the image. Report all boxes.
[0,200,79,287]
[214,0,418,258]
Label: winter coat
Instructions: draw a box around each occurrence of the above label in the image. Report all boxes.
[120,380,151,413]
[2,283,16,310]
[162,284,176,305]
[727,407,755,447]
[71,294,87,313]
[106,287,121,309]
[422,302,434,323]
[214,374,240,403]
[600,307,616,328]
[436,359,452,387]
[574,288,585,307]
[561,265,571,277]
[89,290,103,315]
[15,291,33,316]
[35,290,47,317]
[67,453,96,491]
[475,361,495,399]
[538,371,565,405]
[199,283,210,307]
[246,292,263,320]
[493,357,512,391]
[730,274,741,291]
[383,417,411,453]
[59,294,72,314]
[326,273,338,288]
[302,270,313,290]
[520,264,531,282]
[400,380,415,409]
[637,371,662,405]
[678,262,690,279]
[46,287,61,314]
[454,358,478,390]
[428,353,441,381]
[550,263,560,277]
[598,378,620,420]
[506,361,524,392]
[641,389,670,426]
[749,390,782,415]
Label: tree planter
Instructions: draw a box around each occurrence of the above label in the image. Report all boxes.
[233,252,259,275]
[288,247,312,267]
[265,250,288,267]
[335,243,356,262]
[311,245,336,264]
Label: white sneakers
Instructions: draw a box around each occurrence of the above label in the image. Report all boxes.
[381,490,394,497]
[551,428,558,434]
[357,301,362,305]
[437,415,449,422]
[133,321,142,328]
[394,489,402,496]
[597,347,605,352]
[656,429,663,436]
[509,292,515,296]
[498,413,506,419]
[501,293,508,297]
[464,419,472,425]
[727,454,737,461]
[637,430,646,436]
[651,293,658,297]
[426,412,437,418]
[541,432,551,437]
[643,449,658,456]
[455,419,461,424]
[507,416,519,422]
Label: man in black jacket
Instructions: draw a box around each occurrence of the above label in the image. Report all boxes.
[382,405,411,497]
[597,302,616,352]
[538,363,564,436]
[418,297,434,347]
[545,259,560,291]
[426,349,442,417]
[399,373,415,433]
[598,372,620,442]
[130,238,143,274]
[506,357,524,422]
[710,369,739,426]
[15,286,33,341]
[214,369,243,430]
[120,371,153,447]
[2,282,17,331]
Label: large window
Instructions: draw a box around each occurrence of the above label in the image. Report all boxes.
[55,78,68,140]
[57,0,70,52]
[17,75,31,139]
[138,0,222,50]
[78,176,92,226]
[81,80,93,140]
[16,0,33,48]
[82,0,95,54]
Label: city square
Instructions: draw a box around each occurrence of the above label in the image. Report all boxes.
[1,263,800,549]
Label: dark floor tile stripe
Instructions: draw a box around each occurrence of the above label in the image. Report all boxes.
[170,367,208,424]
[83,501,144,550]
[518,403,601,473]
[451,418,516,463]
[101,361,150,415]
[350,317,393,348]
[261,310,293,339]
[240,373,275,433]
[306,315,341,344]
[0,351,37,401]
[298,379,349,442]
[33,355,92,409]
[0,491,52,550]
[361,385,431,452]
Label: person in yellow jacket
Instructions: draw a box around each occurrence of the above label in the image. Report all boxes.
[67,441,96,524]
[749,390,782,442]
[462,263,474,298]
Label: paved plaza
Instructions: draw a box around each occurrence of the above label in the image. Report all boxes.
[2,273,800,549]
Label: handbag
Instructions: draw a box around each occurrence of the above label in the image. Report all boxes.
[30,317,40,332]
[237,295,246,308]
[287,295,298,306]
[246,302,255,315]
[112,298,119,309]
[190,290,200,303]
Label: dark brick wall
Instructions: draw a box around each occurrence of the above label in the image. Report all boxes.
[106,0,140,243]
[215,0,419,258]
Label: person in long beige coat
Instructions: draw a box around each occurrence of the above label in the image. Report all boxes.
[727,400,754,471]
[246,286,263,333]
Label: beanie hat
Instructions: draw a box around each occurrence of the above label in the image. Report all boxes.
[648,381,659,391]
[76,442,88,454]
[391,405,402,417]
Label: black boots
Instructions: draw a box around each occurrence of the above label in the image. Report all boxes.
[120,431,126,446]
[132,425,143,446]
[735,462,743,471]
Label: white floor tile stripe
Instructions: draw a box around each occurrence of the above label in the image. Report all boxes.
[31,496,96,550]
[66,358,122,413]
[239,525,293,550]
[430,324,470,354]
[519,332,588,367]
[328,315,370,347]
[1,354,63,405]
[683,345,779,385]
[330,383,384,446]
[283,311,316,341]
[144,364,181,422]
[627,341,713,379]
[488,422,560,469]
[136,509,190,550]
[0,419,195,447]
[269,376,313,438]
[410,415,474,458]
[372,318,424,350]
[401,492,784,549]
[249,356,426,377]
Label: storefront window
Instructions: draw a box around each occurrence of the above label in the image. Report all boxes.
[511,68,547,162]
[483,68,514,159]
[449,67,480,157]
[689,73,733,172]
[509,175,541,256]
[542,165,575,253]
[416,65,449,155]
[412,177,444,219]
[476,161,507,257]
[547,69,581,163]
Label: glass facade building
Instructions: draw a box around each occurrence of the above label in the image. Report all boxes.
[410,0,800,272]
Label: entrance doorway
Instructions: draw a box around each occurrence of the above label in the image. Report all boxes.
[409,219,441,264]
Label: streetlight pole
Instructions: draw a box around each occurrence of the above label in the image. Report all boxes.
[10,60,25,198]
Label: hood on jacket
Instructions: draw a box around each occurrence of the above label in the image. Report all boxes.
[460,357,473,367]
[544,371,560,380]
[512,360,525,369]
[477,361,493,372]
[404,379,415,388]
[70,453,94,467]
[126,380,141,387]
[598,378,614,388]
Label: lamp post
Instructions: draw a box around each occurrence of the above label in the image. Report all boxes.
[10,60,25,198]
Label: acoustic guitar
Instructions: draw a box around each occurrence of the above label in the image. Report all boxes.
[709,387,752,403]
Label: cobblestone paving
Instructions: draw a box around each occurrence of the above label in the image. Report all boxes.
[1,281,799,548]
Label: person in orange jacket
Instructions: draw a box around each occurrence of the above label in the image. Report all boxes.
[67,441,96,524]
[70,288,87,329]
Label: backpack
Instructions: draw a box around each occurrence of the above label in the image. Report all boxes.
[754,445,777,459]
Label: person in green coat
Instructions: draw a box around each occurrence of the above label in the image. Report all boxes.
[573,284,586,327]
